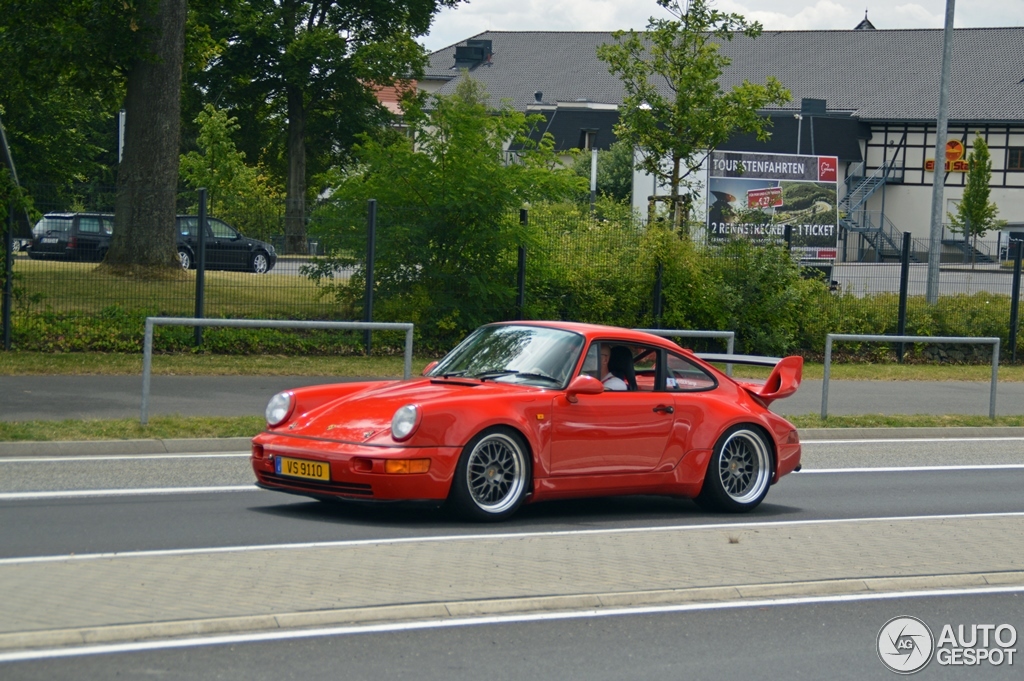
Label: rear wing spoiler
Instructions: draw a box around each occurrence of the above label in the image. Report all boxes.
[696,354,803,407]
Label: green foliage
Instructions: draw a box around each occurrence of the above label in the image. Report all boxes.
[947,136,1005,259]
[572,140,635,203]
[178,105,283,241]
[597,0,790,227]
[307,78,586,349]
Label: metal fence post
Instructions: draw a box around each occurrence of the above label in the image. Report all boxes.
[517,209,527,319]
[194,188,207,347]
[896,232,911,362]
[652,261,664,329]
[1010,240,1022,364]
[2,201,13,351]
[364,199,377,354]
[821,334,833,419]
[141,317,155,425]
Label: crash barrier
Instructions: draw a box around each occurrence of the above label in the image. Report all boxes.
[141,317,414,425]
[635,329,736,375]
[822,333,1000,420]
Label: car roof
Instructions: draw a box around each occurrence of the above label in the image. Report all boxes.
[489,320,687,348]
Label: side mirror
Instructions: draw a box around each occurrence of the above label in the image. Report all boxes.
[422,360,439,376]
[565,374,604,402]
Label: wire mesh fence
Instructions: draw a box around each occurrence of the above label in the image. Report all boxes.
[3,186,1023,358]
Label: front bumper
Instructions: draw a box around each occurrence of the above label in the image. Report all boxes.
[251,433,461,501]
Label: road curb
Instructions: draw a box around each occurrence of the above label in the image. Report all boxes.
[1,571,1022,653]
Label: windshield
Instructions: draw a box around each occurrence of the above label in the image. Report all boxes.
[429,325,585,388]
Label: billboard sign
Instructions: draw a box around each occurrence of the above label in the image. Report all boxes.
[707,151,840,261]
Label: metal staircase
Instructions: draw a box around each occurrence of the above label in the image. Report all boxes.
[839,151,916,262]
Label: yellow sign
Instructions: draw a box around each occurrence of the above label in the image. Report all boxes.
[926,140,969,172]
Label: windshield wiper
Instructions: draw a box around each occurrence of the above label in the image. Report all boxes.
[473,369,517,381]
[512,371,559,383]
[474,369,559,383]
[439,369,470,379]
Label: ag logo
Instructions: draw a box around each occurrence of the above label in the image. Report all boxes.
[878,616,934,674]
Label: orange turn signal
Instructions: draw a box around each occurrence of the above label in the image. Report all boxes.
[384,459,431,474]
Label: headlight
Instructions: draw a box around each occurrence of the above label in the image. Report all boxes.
[266,391,293,426]
[391,404,420,441]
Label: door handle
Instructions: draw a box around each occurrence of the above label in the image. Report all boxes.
[653,404,674,414]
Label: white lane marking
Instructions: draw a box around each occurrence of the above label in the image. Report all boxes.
[802,464,1024,473]
[0,453,250,463]
[2,585,1022,663]
[803,437,1024,444]
[0,486,257,501]
[2,511,1023,566]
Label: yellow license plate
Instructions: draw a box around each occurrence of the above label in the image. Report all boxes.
[276,456,330,481]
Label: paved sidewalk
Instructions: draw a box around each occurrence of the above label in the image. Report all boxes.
[1,513,1022,651]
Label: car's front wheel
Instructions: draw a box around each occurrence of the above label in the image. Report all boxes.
[178,248,193,270]
[250,251,270,274]
[448,427,530,522]
[696,425,773,513]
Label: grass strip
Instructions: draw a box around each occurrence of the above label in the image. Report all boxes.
[0,416,265,442]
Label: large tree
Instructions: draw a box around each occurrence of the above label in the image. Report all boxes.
[307,79,585,345]
[0,0,188,274]
[597,0,790,230]
[106,0,188,273]
[193,0,459,254]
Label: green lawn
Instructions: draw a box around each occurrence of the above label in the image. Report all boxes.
[11,256,339,318]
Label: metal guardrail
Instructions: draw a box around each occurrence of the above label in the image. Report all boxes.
[822,333,1000,419]
[635,329,736,375]
[141,317,415,425]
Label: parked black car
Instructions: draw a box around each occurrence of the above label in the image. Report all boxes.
[175,216,277,274]
[28,213,114,262]
[27,213,277,274]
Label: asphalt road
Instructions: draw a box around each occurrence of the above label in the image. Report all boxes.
[2,438,1024,558]
[2,436,1022,677]
[5,375,1024,421]
[6,592,1020,681]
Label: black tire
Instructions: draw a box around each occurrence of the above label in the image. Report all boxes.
[178,248,193,270]
[447,427,531,522]
[250,251,270,274]
[695,425,773,513]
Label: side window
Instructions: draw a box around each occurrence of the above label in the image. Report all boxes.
[101,218,114,235]
[178,218,197,237]
[581,344,600,379]
[78,217,101,234]
[209,219,237,239]
[580,341,660,392]
[666,353,717,392]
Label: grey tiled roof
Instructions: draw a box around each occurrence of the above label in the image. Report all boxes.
[425,28,1024,123]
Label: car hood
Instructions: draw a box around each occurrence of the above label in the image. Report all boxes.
[280,377,538,443]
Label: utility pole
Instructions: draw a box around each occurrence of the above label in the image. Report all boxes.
[926,0,956,304]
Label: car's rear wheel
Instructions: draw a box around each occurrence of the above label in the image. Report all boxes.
[448,427,530,522]
[696,425,773,513]
[250,251,269,274]
[178,248,193,270]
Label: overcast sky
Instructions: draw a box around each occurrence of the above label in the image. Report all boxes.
[421,0,1024,52]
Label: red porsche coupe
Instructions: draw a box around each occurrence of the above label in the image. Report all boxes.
[251,321,803,521]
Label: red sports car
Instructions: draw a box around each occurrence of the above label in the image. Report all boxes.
[251,322,803,521]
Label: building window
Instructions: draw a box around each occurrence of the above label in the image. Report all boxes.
[1009,147,1024,170]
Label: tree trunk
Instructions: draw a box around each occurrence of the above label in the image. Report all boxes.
[107,0,186,274]
[284,85,307,255]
